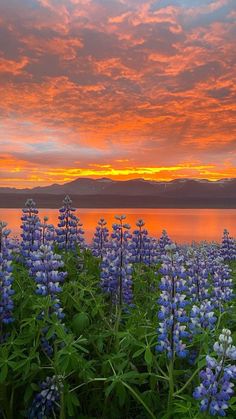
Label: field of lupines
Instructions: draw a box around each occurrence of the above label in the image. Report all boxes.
[0,196,236,419]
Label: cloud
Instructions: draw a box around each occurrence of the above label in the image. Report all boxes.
[0,0,235,186]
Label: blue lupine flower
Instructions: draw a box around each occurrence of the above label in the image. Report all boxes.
[221,229,236,262]
[74,216,85,249]
[212,258,234,308]
[144,237,160,267]
[130,219,148,264]
[159,230,172,255]
[184,248,217,333]
[21,199,41,259]
[193,329,236,416]
[156,245,190,359]
[0,221,14,327]
[30,245,66,316]
[92,218,109,258]
[190,301,217,333]
[56,195,84,250]
[28,376,62,419]
[213,329,236,360]
[41,216,55,246]
[30,245,67,355]
[100,215,133,306]
[186,249,211,303]
[130,219,160,266]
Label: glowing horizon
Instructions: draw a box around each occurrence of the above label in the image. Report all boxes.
[0,0,236,188]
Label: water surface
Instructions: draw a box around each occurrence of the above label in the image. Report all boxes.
[1,208,236,243]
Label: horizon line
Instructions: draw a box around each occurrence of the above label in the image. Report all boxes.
[1,176,236,190]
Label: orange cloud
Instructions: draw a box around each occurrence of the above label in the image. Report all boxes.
[0,0,235,187]
[0,56,29,75]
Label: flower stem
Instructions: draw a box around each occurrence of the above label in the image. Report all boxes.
[167,359,174,418]
[121,381,156,419]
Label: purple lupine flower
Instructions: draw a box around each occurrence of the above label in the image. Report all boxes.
[30,245,66,317]
[130,219,160,266]
[28,375,62,419]
[74,215,85,250]
[206,242,222,270]
[21,199,41,259]
[193,329,236,416]
[159,230,172,255]
[213,329,236,360]
[9,235,21,262]
[190,301,217,333]
[30,245,67,355]
[156,245,190,359]
[144,237,160,267]
[92,218,109,258]
[130,219,148,264]
[56,195,84,250]
[221,229,236,262]
[100,215,133,306]
[185,248,217,333]
[186,249,211,303]
[0,221,14,327]
[41,216,55,246]
[212,258,234,308]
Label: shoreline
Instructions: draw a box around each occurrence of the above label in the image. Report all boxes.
[0,193,236,209]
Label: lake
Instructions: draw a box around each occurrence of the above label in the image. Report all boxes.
[0,208,236,243]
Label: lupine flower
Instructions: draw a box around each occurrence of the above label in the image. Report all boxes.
[30,245,67,355]
[74,216,85,249]
[187,243,233,307]
[193,329,236,416]
[30,245,66,317]
[100,215,133,306]
[9,235,21,262]
[92,218,109,258]
[186,249,211,303]
[221,229,236,262]
[28,376,62,419]
[206,242,222,271]
[159,230,172,255]
[41,216,55,246]
[130,219,160,266]
[0,221,14,327]
[130,219,148,264]
[21,199,41,260]
[57,195,84,250]
[213,329,236,360]
[212,259,234,308]
[144,237,160,267]
[184,249,217,333]
[190,301,217,333]
[156,245,189,359]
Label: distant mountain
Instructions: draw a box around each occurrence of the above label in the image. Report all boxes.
[1,177,236,208]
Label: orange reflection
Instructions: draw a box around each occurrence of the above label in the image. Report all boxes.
[1,208,236,244]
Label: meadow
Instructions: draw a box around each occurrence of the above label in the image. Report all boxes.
[0,196,236,419]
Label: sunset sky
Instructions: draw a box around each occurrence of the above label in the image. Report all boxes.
[0,0,236,187]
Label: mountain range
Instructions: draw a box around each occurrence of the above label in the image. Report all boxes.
[1,177,236,208]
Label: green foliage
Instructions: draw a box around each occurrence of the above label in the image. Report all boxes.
[0,253,235,418]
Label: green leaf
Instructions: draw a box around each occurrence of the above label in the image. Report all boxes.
[132,348,145,359]
[0,364,8,383]
[116,382,126,407]
[72,313,90,336]
[198,357,207,369]
[144,346,153,366]
[24,385,33,403]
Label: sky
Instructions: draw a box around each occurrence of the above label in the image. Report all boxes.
[0,0,236,187]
